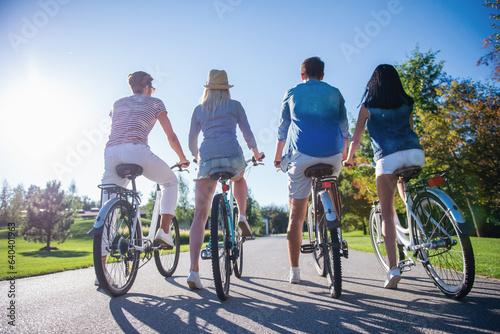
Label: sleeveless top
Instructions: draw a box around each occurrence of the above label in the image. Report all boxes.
[366,102,423,161]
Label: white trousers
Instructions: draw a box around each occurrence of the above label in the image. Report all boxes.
[102,143,178,215]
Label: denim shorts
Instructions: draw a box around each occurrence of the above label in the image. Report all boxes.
[376,149,425,176]
[195,155,247,180]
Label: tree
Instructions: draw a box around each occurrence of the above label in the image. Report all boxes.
[246,189,263,233]
[478,0,500,81]
[261,204,289,234]
[21,180,74,251]
[0,180,11,227]
[395,46,446,133]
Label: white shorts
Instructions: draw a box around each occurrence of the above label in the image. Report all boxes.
[287,151,343,199]
[376,149,425,176]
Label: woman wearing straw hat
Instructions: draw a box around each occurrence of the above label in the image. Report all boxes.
[187,69,264,290]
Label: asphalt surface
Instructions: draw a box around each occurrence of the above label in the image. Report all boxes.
[1,234,499,333]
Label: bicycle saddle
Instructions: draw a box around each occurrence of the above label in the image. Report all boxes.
[209,168,236,181]
[393,166,422,180]
[116,164,143,180]
[304,164,334,178]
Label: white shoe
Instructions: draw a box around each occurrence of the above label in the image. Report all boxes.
[155,228,174,248]
[384,266,401,289]
[95,271,116,287]
[187,271,204,290]
[288,267,301,284]
[238,216,252,237]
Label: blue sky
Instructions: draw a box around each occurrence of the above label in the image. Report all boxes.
[0,0,496,207]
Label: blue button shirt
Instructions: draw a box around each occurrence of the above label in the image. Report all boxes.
[277,79,349,157]
[366,103,423,161]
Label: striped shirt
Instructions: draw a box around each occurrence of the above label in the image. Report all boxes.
[106,94,166,147]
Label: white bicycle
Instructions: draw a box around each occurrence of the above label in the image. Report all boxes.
[88,163,186,297]
[357,163,475,299]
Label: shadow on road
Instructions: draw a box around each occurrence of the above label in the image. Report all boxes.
[106,274,500,333]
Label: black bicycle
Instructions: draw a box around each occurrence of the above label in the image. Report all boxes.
[300,164,348,298]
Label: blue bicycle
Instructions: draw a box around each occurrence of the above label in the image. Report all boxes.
[201,156,264,301]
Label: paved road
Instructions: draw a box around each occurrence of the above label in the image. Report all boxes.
[1,235,499,333]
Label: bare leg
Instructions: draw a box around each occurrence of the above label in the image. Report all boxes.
[160,214,173,231]
[287,197,309,268]
[231,171,247,217]
[189,179,217,272]
[376,174,399,269]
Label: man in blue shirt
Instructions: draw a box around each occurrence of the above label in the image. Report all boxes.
[273,57,349,284]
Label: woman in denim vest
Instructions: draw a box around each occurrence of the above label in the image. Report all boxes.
[343,64,425,289]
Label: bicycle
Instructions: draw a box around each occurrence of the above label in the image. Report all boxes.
[88,163,187,297]
[299,164,348,298]
[356,163,475,299]
[200,155,264,301]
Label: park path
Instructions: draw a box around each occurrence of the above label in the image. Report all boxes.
[1,234,499,333]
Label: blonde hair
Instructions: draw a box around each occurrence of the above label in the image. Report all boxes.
[200,89,230,115]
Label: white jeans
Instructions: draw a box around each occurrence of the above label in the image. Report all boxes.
[102,143,178,215]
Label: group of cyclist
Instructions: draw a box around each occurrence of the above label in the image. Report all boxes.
[101,56,424,291]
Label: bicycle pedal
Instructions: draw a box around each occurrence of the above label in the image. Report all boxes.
[398,259,415,272]
[201,249,212,260]
[242,236,255,241]
[300,244,314,254]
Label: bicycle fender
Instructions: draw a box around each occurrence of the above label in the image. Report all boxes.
[319,191,341,229]
[421,188,466,224]
[86,197,121,235]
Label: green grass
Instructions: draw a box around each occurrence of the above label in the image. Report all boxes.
[0,218,206,280]
[304,230,500,279]
[1,220,499,280]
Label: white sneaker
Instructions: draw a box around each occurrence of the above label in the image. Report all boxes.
[288,267,301,284]
[384,266,401,289]
[187,271,204,290]
[155,228,174,248]
[95,271,116,287]
[238,216,252,237]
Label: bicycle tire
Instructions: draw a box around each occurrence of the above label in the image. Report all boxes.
[93,200,140,297]
[211,194,231,301]
[327,228,342,298]
[411,192,475,299]
[154,216,180,277]
[369,206,390,272]
[309,202,327,277]
[232,206,244,279]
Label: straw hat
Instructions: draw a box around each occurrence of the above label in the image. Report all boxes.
[203,69,234,89]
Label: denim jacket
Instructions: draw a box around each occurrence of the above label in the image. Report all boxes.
[277,79,349,158]
[366,103,423,161]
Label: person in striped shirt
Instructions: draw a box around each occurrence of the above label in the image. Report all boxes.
[102,71,190,248]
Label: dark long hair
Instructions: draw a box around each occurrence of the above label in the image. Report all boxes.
[361,64,414,109]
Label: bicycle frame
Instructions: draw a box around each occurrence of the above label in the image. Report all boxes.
[89,183,164,254]
[372,172,468,265]
[204,181,236,258]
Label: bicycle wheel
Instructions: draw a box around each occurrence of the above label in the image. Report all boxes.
[411,192,475,299]
[232,206,244,278]
[309,202,327,277]
[93,200,140,297]
[154,216,180,277]
[211,194,231,300]
[326,228,342,298]
[369,206,390,272]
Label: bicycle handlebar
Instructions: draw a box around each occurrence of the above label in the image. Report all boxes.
[171,163,190,173]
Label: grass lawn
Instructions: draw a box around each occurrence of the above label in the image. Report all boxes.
[1,221,499,280]
[0,218,199,280]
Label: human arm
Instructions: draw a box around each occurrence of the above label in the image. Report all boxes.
[343,104,370,167]
[236,102,264,161]
[158,111,190,167]
[274,91,292,168]
[188,108,201,162]
[273,140,286,169]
